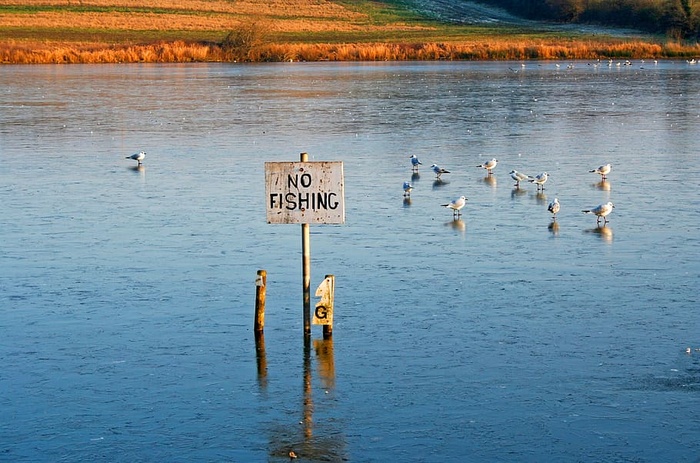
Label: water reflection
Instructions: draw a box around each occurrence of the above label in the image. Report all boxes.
[511,187,527,199]
[411,172,420,182]
[482,175,496,187]
[314,338,335,390]
[447,218,466,235]
[268,337,344,461]
[548,221,560,236]
[586,225,613,243]
[534,191,548,205]
[128,165,146,184]
[594,180,611,191]
[255,331,268,391]
[432,179,448,189]
[403,197,412,207]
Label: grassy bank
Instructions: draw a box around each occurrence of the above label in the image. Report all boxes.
[1,0,698,63]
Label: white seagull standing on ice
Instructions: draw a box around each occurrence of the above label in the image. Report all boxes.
[431,164,450,180]
[403,181,413,197]
[126,151,146,166]
[476,158,498,175]
[582,202,615,225]
[589,163,612,180]
[509,170,531,187]
[529,172,548,190]
[548,197,560,220]
[442,195,467,217]
[409,154,422,172]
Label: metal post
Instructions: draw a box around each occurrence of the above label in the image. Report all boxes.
[301,152,311,336]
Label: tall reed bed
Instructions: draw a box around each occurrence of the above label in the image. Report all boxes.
[0,40,214,63]
[1,39,697,64]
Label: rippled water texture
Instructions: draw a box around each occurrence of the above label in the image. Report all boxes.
[1,62,699,462]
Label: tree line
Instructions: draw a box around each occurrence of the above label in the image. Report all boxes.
[480,0,699,40]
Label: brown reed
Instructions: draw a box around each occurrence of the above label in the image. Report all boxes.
[2,39,698,64]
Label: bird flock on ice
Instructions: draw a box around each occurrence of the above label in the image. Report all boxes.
[407,154,615,228]
[126,150,616,229]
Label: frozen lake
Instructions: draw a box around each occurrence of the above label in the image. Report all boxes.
[1,61,699,462]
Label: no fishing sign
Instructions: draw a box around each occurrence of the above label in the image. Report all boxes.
[265,161,345,224]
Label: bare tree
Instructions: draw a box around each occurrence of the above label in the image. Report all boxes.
[221,21,267,60]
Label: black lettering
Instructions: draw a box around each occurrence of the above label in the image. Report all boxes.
[301,173,312,188]
[298,193,310,210]
[316,192,327,209]
[328,192,339,210]
[287,174,298,189]
[315,306,328,319]
[285,192,296,210]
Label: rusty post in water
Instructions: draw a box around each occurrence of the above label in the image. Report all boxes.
[323,274,334,339]
[254,269,266,332]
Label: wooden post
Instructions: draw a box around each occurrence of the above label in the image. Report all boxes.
[323,274,334,339]
[255,331,267,389]
[254,269,266,332]
[301,152,311,337]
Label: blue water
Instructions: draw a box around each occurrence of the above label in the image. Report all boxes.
[1,61,699,462]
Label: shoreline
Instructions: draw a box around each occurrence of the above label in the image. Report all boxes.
[2,38,699,64]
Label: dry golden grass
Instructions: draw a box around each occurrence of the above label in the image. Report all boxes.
[4,38,696,64]
[1,0,698,63]
[0,0,430,35]
[0,0,363,17]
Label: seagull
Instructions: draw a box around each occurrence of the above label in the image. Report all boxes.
[509,169,531,187]
[431,164,450,180]
[442,195,467,217]
[476,158,498,175]
[409,154,422,172]
[582,202,615,225]
[126,151,146,166]
[403,181,413,197]
[529,172,548,190]
[548,197,560,220]
[589,163,611,180]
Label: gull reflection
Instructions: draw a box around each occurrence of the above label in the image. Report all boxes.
[586,225,613,243]
[129,165,146,184]
[482,175,496,187]
[446,218,466,235]
[534,191,548,205]
[548,221,560,236]
[411,171,420,182]
[511,187,527,199]
[594,180,611,192]
[403,197,412,207]
[432,178,448,189]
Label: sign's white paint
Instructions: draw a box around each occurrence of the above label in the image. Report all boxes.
[265,161,345,224]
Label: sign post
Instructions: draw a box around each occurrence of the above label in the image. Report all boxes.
[265,153,345,336]
[301,154,311,335]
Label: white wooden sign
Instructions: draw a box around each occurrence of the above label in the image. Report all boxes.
[265,161,345,224]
